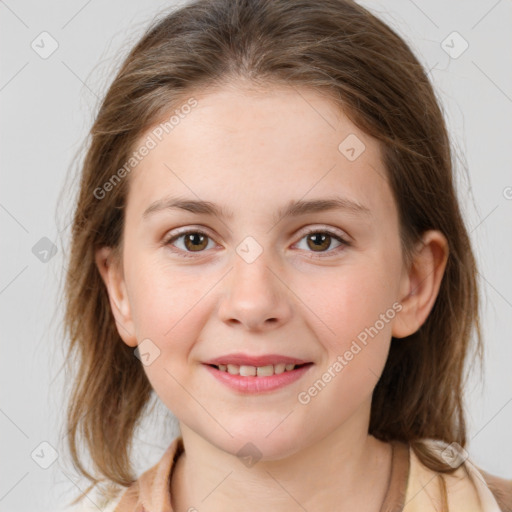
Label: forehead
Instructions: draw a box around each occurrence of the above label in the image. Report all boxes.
[126,84,396,225]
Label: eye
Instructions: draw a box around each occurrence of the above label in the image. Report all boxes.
[164,227,350,259]
[165,229,216,257]
[294,228,350,257]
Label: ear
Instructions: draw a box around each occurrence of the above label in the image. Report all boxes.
[392,230,449,339]
[95,246,138,347]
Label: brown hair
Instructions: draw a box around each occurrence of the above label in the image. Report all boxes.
[60,0,483,505]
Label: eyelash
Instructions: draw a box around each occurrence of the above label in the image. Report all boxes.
[164,227,350,259]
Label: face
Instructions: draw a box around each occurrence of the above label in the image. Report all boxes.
[100,83,414,460]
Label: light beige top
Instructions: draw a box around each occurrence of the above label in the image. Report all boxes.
[72,437,512,512]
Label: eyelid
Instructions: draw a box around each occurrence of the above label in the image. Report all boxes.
[292,225,351,257]
[297,224,350,241]
[166,225,215,238]
[164,225,218,247]
[164,225,349,243]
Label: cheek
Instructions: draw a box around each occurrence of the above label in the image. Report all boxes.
[301,256,399,394]
[296,274,395,417]
[126,251,208,339]
[308,266,397,342]
[125,258,215,415]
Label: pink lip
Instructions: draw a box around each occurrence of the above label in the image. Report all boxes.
[204,353,310,366]
[203,362,313,393]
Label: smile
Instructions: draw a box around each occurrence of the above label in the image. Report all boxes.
[210,362,305,376]
[203,360,314,393]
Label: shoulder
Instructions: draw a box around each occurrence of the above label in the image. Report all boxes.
[68,437,184,511]
[405,438,512,512]
[477,468,512,512]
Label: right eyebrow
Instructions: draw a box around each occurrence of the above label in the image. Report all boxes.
[143,197,234,220]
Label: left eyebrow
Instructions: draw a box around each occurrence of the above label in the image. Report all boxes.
[142,195,372,222]
[275,197,372,223]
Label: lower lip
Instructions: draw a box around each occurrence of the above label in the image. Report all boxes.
[204,363,313,393]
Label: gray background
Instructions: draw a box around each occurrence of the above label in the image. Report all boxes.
[1,0,511,510]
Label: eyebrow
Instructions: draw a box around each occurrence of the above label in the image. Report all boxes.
[142,195,372,223]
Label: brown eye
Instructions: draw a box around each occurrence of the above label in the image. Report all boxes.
[295,229,349,257]
[306,233,333,252]
[166,230,215,257]
[183,232,209,252]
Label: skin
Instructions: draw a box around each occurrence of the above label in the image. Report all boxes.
[96,82,448,511]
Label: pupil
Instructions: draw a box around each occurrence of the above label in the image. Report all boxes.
[309,233,329,251]
[187,233,206,251]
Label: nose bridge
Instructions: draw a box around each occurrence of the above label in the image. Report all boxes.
[233,242,277,291]
[217,237,292,330]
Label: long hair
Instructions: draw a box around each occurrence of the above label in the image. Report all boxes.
[60,0,483,504]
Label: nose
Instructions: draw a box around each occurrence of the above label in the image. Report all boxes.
[217,251,293,332]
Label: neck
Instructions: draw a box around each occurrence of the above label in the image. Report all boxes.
[170,410,392,511]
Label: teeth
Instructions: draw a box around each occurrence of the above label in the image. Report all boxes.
[256,365,274,377]
[215,363,299,376]
[227,364,239,375]
[274,363,286,374]
[240,365,256,377]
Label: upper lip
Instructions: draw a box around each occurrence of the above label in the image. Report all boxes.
[203,353,311,367]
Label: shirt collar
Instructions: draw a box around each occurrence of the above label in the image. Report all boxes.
[115,437,410,511]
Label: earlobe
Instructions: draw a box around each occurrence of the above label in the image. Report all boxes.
[392,230,449,339]
[95,246,138,347]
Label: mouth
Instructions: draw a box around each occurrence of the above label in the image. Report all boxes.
[202,354,314,393]
[206,362,311,377]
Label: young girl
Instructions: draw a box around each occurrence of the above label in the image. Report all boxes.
[62,0,512,510]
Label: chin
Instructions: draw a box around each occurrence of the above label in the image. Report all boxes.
[210,420,310,462]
